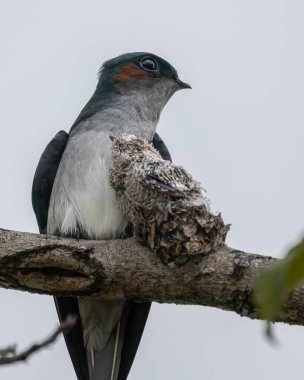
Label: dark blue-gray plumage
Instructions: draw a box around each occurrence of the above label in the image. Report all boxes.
[32,52,190,380]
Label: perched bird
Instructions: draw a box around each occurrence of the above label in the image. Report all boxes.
[32,52,191,380]
[110,134,229,265]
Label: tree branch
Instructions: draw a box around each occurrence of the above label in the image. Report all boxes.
[0,228,303,325]
[0,314,77,365]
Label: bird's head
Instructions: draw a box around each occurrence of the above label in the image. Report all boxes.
[71,52,191,135]
[98,52,191,95]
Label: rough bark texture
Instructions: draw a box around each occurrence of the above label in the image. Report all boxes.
[0,228,303,325]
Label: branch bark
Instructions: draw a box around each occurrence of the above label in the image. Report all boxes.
[0,228,303,325]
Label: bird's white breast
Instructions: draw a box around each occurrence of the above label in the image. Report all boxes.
[47,126,127,239]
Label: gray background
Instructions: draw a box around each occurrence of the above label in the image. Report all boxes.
[0,1,303,379]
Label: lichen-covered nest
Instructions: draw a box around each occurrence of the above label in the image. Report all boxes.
[144,199,228,265]
[109,134,229,266]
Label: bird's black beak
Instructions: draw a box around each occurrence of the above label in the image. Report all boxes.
[176,78,192,90]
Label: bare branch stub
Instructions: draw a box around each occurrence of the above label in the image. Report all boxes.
[0,314,78,366]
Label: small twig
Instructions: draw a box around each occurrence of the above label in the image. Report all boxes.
[0,314,77,365]
[0,345,16,357]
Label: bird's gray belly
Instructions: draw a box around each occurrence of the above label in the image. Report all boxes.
[47,128,127,351]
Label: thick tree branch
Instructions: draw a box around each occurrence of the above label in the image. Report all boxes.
[0,228,303,325]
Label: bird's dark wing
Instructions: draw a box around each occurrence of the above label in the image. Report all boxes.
[117,133,171,380]
[152,132,172,162]
[31,130,89,380]
[54,297,89,380]
[32,130,69,233]
[32,131,171,380]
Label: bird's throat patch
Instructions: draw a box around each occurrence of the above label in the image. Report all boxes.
[114,63,149,82]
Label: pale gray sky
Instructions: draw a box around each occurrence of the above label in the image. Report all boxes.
[0,1,303,379]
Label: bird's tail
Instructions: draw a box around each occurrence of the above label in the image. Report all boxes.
[88,310,128,380]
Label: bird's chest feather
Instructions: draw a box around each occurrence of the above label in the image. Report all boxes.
[47,128,128,239]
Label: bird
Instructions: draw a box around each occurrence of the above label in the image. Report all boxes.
[109,134,229,266]
[31,52,191,380]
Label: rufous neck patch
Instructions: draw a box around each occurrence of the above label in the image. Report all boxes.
[114,63,149,82]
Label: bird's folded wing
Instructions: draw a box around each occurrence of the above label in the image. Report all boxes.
[32,130,69,233]
[32,130,89,380]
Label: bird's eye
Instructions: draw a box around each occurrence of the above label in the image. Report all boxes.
[139,57,158,72]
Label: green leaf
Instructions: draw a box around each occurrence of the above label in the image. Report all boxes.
[254,237,304,321]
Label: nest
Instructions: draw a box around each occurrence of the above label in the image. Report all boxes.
[144,198,229,266]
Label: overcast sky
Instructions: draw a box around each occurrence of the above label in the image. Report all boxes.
[0,1,303,379]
